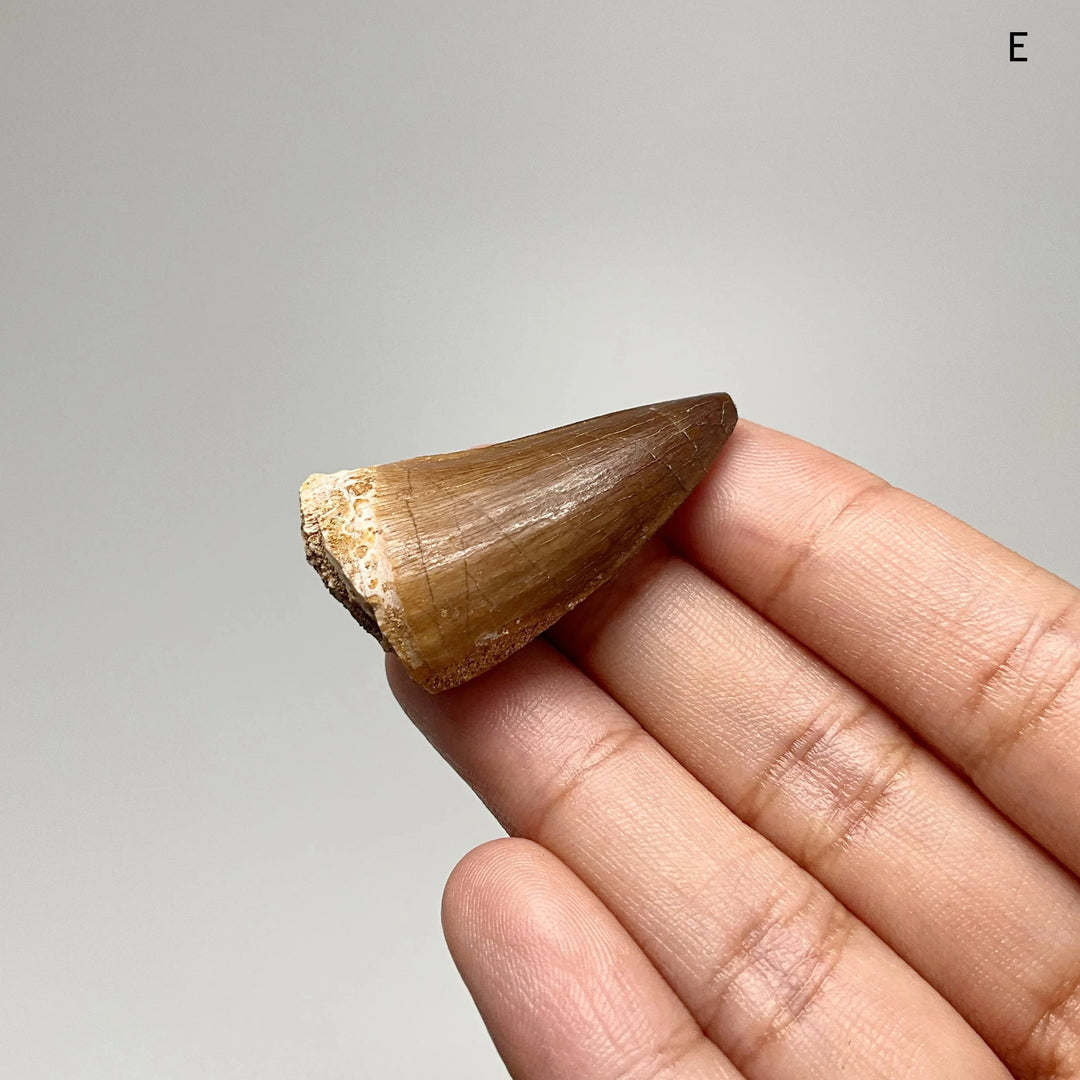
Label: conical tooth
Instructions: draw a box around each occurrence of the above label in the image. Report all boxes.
[300,392,737,692]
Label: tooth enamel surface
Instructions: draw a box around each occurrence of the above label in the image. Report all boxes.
[301,393,738,692]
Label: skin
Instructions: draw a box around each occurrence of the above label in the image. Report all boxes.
[387,420,1080,1080]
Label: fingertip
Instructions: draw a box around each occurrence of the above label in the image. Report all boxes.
[383,651,441,726]
[384,651,421,705]
[436,836,737,1080]
[441,837,553,955]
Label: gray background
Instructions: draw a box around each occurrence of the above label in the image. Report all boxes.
[2,3,1077,1077]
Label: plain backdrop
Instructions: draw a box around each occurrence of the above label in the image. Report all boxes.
[2,3,1077,1077]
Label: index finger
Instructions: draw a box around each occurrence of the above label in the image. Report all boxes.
[664,420,1080,874]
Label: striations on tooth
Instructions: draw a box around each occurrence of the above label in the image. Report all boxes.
[300,392,738,693]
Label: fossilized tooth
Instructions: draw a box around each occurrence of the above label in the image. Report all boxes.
[300,392,737,692]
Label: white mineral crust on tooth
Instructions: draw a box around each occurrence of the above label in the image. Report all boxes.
[299,468,416,664]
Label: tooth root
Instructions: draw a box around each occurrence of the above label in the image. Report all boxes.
[300,392,737,692]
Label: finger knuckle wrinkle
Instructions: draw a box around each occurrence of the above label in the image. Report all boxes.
[745,696,913,869]
[966,596,1080,776]
[528,723,646,837]
[1005,963,1080,1080]
[745,695,854,816]
[762,476,892,615]
[696,880,854,1066]
[612,1022,703,1080]
[814,729,914,865]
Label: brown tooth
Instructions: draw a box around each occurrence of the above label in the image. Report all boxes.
[300,392,737,692]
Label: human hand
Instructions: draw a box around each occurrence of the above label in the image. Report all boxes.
[389,420,1080,1080]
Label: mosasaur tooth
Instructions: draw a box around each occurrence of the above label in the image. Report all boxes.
[300,392,737,692]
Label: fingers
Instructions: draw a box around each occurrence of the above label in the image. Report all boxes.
[663,421,1080,876]
[548,540,1080,1079]
[390,649,1005,1080]
[442,837,742,1080]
